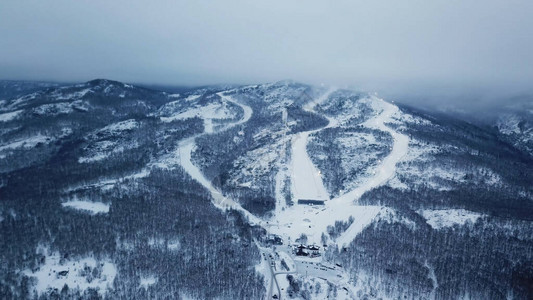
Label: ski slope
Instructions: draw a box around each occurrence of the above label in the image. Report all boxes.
[174,87,410,296]
[271,94,410,247]
[333,97,409,247]
[290,88,336,201]
[176,91,262,226]
[291,131,329,200]
[333,97,409,205]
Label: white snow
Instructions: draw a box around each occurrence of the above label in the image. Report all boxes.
[0,110,23,122]
[274,164,290,216]
[255,247,273,298]
[78,141,117,163]
[32,102,73,116]
[7,92,39,109]
[139,276,157,289]
[98,119,139,134]
[68,88,93,100]
[62,200,110,215]
[260,90,411,249]
[388,108,432,131]
[267,89,409,247]
[333,97,409,202]
[291,132,329,200]
[229,135,286,191]
[418,209,484,229]
[185,94,200,101]
[270,204,383,247]
[393,138,503,190]
[378,207,417,230]
[0,134,54,152]
[178,138,262,225]
[23,249,116,296]
[167,240,180,251]
[160,102,234,123]
[64,169,151,193]
[170,91,262,225]
[290,88,336,201]
[217,92,253,126]
[79,124,140,163]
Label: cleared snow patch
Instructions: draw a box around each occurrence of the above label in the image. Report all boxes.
[160,102,234,123]
[185,94,200,101]
[418,209,483,229]
[378,208,417,230]
[0,110,23,122]
[388,109,432,131]
[0,134,54,152]
[79,139,139,163]
[23,249,116,296]
[33,102,73,116]
[62,200,110,215]
[98,119,139,134]
[139,276,157,289]
[167,240,180,251]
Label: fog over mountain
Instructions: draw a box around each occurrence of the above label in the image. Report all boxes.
[1,0,533,110]
[1,2,532,300]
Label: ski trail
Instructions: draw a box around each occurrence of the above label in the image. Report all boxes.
[290,87,336,201]
[333,97,409,204]
[177,91,262,226]
[334,97,409,247]
[218,92,253,127]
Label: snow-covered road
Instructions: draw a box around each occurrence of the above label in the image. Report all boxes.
[176,91,262,225]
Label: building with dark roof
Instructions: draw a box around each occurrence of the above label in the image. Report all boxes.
[297,199,325,205]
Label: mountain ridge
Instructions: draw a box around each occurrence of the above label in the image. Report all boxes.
[0,79,531,299]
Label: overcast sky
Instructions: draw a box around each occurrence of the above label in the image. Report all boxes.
[1,0,532,105]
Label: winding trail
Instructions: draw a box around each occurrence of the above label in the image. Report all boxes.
[177,91,263,226]
[333,98,409,204]
[334,97,409,247]
[175,87,410,298]
[271,94,410,248]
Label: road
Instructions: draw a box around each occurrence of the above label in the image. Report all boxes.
[260,247,294,300]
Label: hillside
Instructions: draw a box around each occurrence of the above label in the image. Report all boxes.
[0,80,531,299]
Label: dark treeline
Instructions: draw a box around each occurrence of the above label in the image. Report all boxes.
[326,215,533,299]
[193,82,328,215]
[0,81,266,299]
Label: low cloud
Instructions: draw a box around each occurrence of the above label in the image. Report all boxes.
[1,0,532,109]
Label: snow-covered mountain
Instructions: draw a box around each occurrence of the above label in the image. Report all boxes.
[495,103,533,156]
[0,80,531,299]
